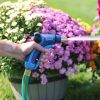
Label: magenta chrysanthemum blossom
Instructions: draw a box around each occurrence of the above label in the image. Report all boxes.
[59,68,66,75]
[32,72,39,78]
[40,74,48,85]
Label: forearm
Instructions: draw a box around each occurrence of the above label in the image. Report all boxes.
[0,40,24,60]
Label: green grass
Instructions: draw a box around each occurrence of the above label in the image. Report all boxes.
[0,73,15,100]
[0,0,17,3]
[44,0,97,24]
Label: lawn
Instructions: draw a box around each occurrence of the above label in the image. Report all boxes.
[0,73,15,100]
[44,0,97,24]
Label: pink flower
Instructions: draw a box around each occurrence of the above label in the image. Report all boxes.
[40,74,48,85]
[64,51,70,57]
[73,64,77,72]
[63,55,69,62]
[85,46,90,52]
[85,53,90,60]
[67,32,74,37]
[66,67,75,76]
[77,54,83,62]
[39,63,44,69]
[54,60,62,70]
[67,59,73,66]
[58,48,64,55]
[32,72,39,78]
[44,61,51,69]
[50,29,56,34]
[39,68,45,73]
[50,64,55,70]
[59,68,66,75]
[74,48,80,54]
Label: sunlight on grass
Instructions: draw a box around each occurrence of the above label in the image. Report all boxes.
[0,73,15,100]
[44,0,97,24]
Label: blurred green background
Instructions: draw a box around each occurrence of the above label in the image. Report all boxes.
[44,0,97,24]
[0,0,98,100]
[0,0,97,24]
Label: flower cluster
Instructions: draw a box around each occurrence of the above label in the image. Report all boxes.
[25,7,91,84]
[0,0,46,42]
[88,1,100,79]
[89,19,100,72]
[0,0,46,79]
[89,41,98,71]
[0,0,91,85]
[76,18,92,34]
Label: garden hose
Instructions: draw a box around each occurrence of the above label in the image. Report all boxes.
[22,69,31,100]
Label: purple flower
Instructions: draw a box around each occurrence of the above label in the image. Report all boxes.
[63,29,69,33]
[77,54,83,62]
[39,68,45,73]
[41,28,49,34]
[63,55,69,62]
[73,64,78,73]
[58,48,64,55]
[49,64,55,70]
[49,53,55,62]
[30,7,91,84]
[85,53,90,60]
[43,23,51,30]
[64,51,70,57]
[52,21,59,28]
[67,32,74,37]
[40,74,48,85]
[39,63,44,69]
[59,68,66,75]
[44,61,51,69]
[50,29,56,34]
[67,59,73,66]
[32,72,39,78]
[66,67,75,76]
[54,60,62,70]
[84,46,90,52]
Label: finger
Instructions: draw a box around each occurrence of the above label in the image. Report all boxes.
[33,42,46,53]
[33,42,45,52]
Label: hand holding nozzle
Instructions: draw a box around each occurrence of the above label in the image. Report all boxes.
[24,32,68,70]
[24,32,100,71]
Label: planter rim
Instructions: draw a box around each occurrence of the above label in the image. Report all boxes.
[8,75,67,84]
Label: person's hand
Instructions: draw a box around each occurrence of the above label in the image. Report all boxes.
[18,41,48,62]
[0,40,48,64]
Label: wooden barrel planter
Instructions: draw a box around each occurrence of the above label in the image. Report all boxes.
[9,75,67,100]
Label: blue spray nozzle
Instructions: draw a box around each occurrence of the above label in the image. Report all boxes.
[24,32,61,70]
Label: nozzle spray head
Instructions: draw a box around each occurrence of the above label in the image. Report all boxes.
[61,36,68,42]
